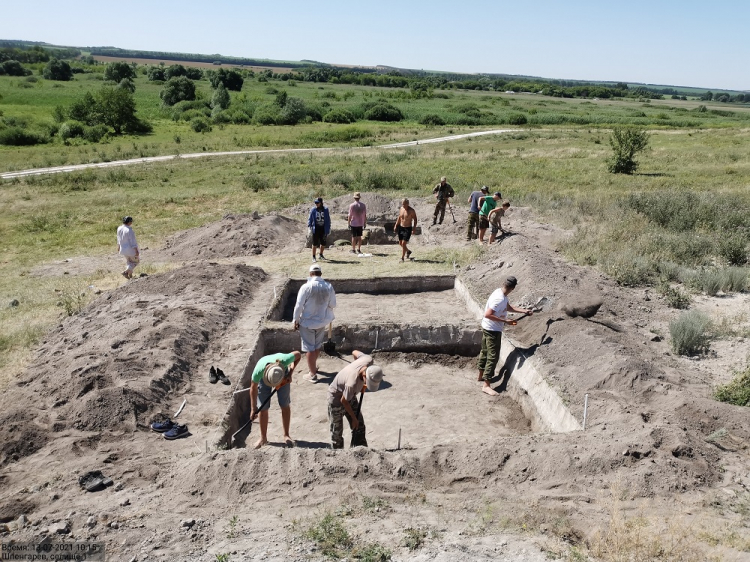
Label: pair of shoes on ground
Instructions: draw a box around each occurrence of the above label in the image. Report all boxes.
[78,470,114,493]
[209,366,230,385]
[150,418,190,440]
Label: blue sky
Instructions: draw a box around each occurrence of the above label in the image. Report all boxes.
[3,0,747,90]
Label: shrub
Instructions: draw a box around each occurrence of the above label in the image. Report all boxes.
[190,117,212,133]
[83,124,109,142]
[304,513,352,559]
[719,234,748,266]
[147,66,166,81]
[43,58,73,81]
[2,60,31,76]
[508,113,528,125]
[243,173,274,192]
[164,64,188,79]
[420,114,445,126]
[211,83,231,110]
[160,77,196,106]
[253,103,280,125]
[277,97,306,125]
[657,282,691,309]
[323,109,356,124]
[670,310,712,356]
[607,127,649,174]
[58,120,85,140]
[0,126,48,146]
[185,67,203,80]
[104,61,136,82]
[720,267,749,293]
[300,127,372,144]
[208,68,243,91]
[118,78,136,93]
[714,364,750,406]
[364,103,403,122]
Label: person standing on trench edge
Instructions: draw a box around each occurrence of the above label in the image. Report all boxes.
[394,198,418,262]
[477,276,533,396]
[308,197,331,262]
[327,350,385,449]
[348,192,367,254]
[293,264,337,382]
[467,185,489,240]
[432,176,454,225]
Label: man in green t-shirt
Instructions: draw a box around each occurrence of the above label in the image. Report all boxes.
[478,192,501,244]
[249,351,302,449]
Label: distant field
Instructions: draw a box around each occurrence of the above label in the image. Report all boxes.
[90,55,293,73]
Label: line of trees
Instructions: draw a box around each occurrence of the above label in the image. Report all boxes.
[89,47,314,69]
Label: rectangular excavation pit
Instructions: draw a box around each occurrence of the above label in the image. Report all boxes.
[218,276,582,449]
[305,225,423,247]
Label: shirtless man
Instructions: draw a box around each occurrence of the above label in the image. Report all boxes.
[394,198,418,262]
[488,201,511,244]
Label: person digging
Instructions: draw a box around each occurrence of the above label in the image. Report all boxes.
[477,276,533,396]
[249,351,302,449]
[327,350,385,449]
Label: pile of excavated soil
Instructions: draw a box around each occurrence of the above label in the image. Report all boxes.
[158,213,306,260]
[0,263,265,467]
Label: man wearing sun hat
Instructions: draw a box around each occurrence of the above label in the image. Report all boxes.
[327,350,384,449]
[307,197,331,262]
[249,350,302,449]
[347,192,367,255]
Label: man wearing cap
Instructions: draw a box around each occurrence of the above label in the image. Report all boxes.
[307,197,331,262]
[293,264,337,382]
[116,216,139,280]
[347,192,367,255]
[467,186,489,241]
[394,198,418,262]
[249,350,302,448]
[327,350,384,448]
[477,276,533,396]
[478,192,502,244]
[432,176,455,225]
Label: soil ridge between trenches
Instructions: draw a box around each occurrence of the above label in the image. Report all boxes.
[0,263,266,467]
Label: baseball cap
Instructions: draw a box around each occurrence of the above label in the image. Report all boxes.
[314,197,323,204]
[123,216,133,224]
[480,186,489,193]
[505,276,518,288]
[365,365,384,391]
[493,192,502,198]
[263,362,285,387]
[310,264,321,273]
[354,192,361,199]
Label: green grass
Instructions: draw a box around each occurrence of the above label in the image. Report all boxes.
[670,310,713,356]
[714,364,750,407]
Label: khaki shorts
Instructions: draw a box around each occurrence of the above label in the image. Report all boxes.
[300,325,326,352]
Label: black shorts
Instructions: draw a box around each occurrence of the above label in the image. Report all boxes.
[479,216,490,229]
[397,226,412,241]
[312,227,327,247]
[350,226,363,237]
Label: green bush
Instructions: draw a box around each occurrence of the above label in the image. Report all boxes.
[508,113,528,125]
[720,267,749,293]
[304,513,352,558]
[104,61,136,82]
[58,120,85,140]
[719,234,748,266]
[420,114,445,126]
[43,59,73,81]
[657,282,691,309]
[607,127,649,174]
[0,126,48,146]
[670,310,712,356]
[160,77,196,106]
[83,124,109,143]
[714,364,750,406]
[323,108,356,124]
[190,117,212,133]
[300,127,372,144]
[253,103,280,125]
[364,103,403,122]
[243,174,274,192]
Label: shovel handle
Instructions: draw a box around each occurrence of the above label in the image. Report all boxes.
[328,322,332,339]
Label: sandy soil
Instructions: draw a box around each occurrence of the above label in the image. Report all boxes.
[1,194,749,561]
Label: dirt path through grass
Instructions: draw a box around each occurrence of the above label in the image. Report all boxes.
[0,129,516,180]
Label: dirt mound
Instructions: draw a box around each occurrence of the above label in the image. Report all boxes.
[158,213,306,260]
[0,263,265,467]
[284,192,402,221]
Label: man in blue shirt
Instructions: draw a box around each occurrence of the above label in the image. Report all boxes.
[466,186,489,241]
[308,197,331,262]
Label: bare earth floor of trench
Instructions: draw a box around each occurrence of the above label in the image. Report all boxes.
[287,289,478,327]
[256,354,532,450]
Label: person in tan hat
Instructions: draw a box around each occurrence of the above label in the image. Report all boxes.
[327,350,384,448]
[249,350,302,448]
[347,192,367,255]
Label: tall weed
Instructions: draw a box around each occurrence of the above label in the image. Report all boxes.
[670,310,713,356]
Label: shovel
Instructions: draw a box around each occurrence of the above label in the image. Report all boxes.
[350,387,367,448]
[230,379,290,449]
[511,296,550,323]
[323,322,336,356]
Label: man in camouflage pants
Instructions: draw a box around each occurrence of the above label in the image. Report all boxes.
[432,176,455,225]
[327,350,385,449]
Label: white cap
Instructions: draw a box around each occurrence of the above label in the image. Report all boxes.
[365,365,384,391]
[310,264,321,273]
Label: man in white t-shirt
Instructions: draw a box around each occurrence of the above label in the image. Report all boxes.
[327,350,384,448]
[293,264,337,382]
[477,276,533,396]
[116,216,139,280]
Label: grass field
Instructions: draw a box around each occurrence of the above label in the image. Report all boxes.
[1,69,749,386]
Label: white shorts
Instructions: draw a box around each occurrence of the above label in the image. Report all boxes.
[299,325,326,352]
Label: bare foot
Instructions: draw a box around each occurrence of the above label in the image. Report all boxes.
[284,437,296,448]
[482,385,500,396]
[253,438,268,449]
[477,372,484,382]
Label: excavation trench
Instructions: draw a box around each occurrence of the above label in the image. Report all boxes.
[218,276,581,449]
